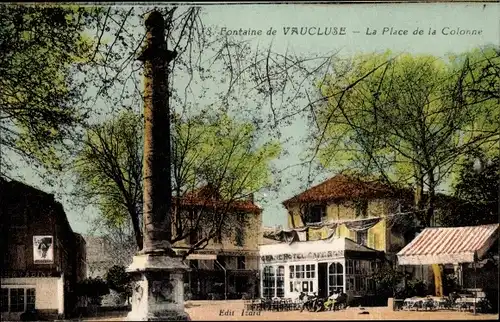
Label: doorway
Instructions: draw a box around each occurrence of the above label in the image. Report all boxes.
[318,262,328,298]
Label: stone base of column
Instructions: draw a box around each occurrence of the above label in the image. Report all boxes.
[126,253,190,321]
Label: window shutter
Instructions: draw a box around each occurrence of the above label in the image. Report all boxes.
[373,232,379,250]
[321,227,328,239]
[368,230,374,248]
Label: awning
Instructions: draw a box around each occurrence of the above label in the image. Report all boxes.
[397,224,499,265]
[186,254,217,260]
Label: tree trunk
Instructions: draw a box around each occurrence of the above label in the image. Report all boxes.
[413,165,427,228]
[129,206,143,251]
[425,173,436,228]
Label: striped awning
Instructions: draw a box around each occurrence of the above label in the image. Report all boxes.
[397,224,499,265]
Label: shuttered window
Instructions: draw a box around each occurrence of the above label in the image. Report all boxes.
[368,231,375,248]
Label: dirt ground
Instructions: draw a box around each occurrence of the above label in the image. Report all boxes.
[83,300,499,321]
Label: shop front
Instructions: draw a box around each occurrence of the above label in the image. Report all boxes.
[259,235,384,302]
[1,270,65,321]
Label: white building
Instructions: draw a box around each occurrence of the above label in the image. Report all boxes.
[259,235,384,302]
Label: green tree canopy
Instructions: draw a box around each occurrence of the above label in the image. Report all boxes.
[0,4,101,177]
[106,265,132,295]
[311,47,499,227]
[71,110,281,251]
[438,151,499,227]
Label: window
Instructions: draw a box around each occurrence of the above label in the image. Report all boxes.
[306,205,325,224]
[328,262,344,295]
[263,266,275,298]
[1,289,8,312]
[263,266,278,298]
[9,288,24,312]
[355,276,365,291]
[347,260,354,275]
[346,259,376,293]
[305,264,315,278]
[289,264,316,293]
[237,256,245,270]
[295,264,304,278]
[354,260,361,274]
[355,200,368,218]
[356,231,368,246]
[276,266,285,298]
[26,289,35,311]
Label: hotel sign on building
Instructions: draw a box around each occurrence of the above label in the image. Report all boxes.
[259,236,384,301]
[261,250,344,264]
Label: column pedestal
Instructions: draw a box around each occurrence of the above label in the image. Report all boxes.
[126,253,190,321]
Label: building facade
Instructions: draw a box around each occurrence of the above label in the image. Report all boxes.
[282,174,418,254]
[262,174,457,297]
[259,236,384,302]
[172,186,263,300]
[0,179,86,320]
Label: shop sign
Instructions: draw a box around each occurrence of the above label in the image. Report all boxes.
[1,270,61,278]
[261,250,344,263]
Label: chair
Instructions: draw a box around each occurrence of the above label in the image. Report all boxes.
[251,298,261,311]
[262,298,272,311]
[280,298,286,311]
[244,299,252,310]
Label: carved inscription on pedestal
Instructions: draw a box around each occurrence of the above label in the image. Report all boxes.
[152,280,175,303]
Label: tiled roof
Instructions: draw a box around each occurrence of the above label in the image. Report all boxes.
[173,185,262,213]
[282,174,410,206]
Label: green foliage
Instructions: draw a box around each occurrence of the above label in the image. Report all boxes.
[72,110,280,249]
[313,48,499,226]
[73,111,143,224]
[371,262,405,298]
[0,4,101,175]
[405,280,431,298]
[172,112,281,197]
[439,152,499,227]
[106,265,132,296]
[442,274,459,295]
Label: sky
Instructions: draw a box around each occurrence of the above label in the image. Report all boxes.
[9,2,500,234]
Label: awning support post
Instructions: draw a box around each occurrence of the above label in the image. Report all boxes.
[473,260,477,315]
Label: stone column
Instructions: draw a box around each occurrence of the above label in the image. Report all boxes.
[126,11,189,321]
